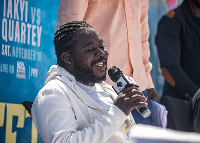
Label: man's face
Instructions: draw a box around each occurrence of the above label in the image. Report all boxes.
[71,27,109,85]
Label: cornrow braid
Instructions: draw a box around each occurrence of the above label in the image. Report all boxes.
[54,21,92,65]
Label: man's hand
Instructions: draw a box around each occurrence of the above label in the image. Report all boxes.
[113,86,148,116]
[147,88,159,101]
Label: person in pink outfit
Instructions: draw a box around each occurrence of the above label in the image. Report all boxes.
[56,0,158,125]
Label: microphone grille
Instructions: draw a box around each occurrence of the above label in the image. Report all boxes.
[108,66,123,82]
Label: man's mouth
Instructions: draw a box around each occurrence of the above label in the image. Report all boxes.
[95,60,107,68]
[96,62,104,67]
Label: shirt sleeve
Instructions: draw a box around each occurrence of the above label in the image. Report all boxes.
[56,0,89,30]
[156,16,199,98]
[141,0,154,89]
[31,87,127,143]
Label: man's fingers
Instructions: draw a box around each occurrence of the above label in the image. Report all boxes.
[133,101,148,108]
[115,88,148,115]
[124,88,144,97]
[120,86,138,94]
[129,94,147,102]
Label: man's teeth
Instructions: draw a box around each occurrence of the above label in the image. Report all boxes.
[96,62,104,67]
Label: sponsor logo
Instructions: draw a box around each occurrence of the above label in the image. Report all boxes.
[16,61,26,79]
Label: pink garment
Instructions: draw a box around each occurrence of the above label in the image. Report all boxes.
[56,0,154,91]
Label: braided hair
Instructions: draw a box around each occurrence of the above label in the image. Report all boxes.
[54,21,92,66]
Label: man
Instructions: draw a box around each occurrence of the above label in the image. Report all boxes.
[156,0,200,132]
[31,21,148,143]
[56,0,158,125]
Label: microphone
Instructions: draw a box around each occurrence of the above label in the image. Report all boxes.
[108,66,151,118]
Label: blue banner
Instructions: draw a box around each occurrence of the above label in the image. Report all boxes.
[0,0,60,142]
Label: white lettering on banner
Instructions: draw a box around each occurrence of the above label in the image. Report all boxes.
[14,20,20,43]
[2,0,42,47]
[36,8,41,25]
[2,18,42,46]
[0,63,14,74]
[0,63,8,73]
[31,7,41,25]
[31,67,38,78]
[1,44,11,56]
[9,19,14,41]
[37,25,42,47]
[9,64,14,74]
[1,44,41,62]
[21,22,26,44]
[32,25,36,46]
[11,46,41,61]
[3,0,6,17]
[27,23,31,45]
[4,0,28,22]
[14,0,20,20]
[7,0,13,19]
[1,0,44,80]
[2,18,8,42]
[25,1,28,22]
[20,0,25,21]
[31,7,36,24]
[29,66,38,79]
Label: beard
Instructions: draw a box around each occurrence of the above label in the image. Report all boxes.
[73,57,107,85]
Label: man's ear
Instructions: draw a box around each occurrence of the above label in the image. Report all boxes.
[61,52,72,64]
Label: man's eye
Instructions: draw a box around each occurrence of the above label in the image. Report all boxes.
[86,47,95,53]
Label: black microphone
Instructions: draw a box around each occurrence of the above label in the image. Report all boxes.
[108,66,151,118]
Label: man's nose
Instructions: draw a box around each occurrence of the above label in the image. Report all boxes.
[96,47,109,58]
